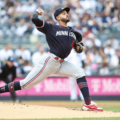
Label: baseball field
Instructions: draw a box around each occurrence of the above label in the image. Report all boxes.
[0,100,120,120]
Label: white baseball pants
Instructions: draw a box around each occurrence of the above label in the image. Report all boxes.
[20,53,85,90]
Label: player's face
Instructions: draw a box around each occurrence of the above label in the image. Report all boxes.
[7,61,14,68]
[58,10,70,23]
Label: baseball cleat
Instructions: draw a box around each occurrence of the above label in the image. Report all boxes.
[82,101,103,111]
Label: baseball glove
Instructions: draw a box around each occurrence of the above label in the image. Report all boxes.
[73,41,84,53]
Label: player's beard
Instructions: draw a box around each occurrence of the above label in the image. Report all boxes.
[61,17,70,23]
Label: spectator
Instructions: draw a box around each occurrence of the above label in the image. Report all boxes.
[16,19,27,36]
[110,49,119,67]
[84,51,93,76]
[98,47,106,58]
[99,62,109,75]
[0,44,14,62]
[32,47,47,66]
[21,47,31,61]
[0,45,8,62]
[22,60,33,73]
[91,47,102,64]
[27,0,37,13]
[15,45,22,58]
[96,0,105,13]
[25,22,33,34]
[102,10,112,27]
[85,33,101,48]
[88,18,100,33]
[6,43,14,58]
[105,35,119,49]
[15,2,28,14]
[104,43,115,57]
[112,9,119,23]
[35,41,43,52]
[104,0,114,13]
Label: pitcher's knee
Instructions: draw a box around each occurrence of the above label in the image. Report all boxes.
[75,68,85,79]
[21,86,28,90]
[20,80,30,90]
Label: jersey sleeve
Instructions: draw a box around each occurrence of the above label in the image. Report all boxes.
[31,11,52,34]
[73,29,82,42]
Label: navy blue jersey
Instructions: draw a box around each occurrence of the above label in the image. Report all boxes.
[32,12,82,59]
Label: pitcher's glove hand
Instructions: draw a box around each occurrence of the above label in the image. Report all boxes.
[73,42,84,53]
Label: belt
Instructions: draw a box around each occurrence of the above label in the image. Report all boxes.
[48,52,64,62]
[54,57,64,62]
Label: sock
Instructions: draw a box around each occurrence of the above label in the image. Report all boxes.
[0,81,21,93]
[77,76,91,105]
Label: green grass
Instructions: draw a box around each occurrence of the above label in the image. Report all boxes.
[102,106,120,111]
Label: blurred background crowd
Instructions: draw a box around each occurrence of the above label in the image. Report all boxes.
[0,0,120,77]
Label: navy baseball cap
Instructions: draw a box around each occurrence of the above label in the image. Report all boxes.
[54,7,70,20]
[8,57,14,61]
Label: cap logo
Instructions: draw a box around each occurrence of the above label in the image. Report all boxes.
[10,58,14,61]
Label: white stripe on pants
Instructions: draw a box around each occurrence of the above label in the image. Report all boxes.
[20,53,85,90]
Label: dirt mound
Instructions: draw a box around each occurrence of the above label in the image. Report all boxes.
[0,102,120,119]
[23,101,120,107]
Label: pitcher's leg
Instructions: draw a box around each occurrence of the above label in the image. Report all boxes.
[20,56,52,90]
[0,55,57,93]
[4,77,18,101]
[77,76,91,104]
[55,61,85,78]
[55,61,91,105]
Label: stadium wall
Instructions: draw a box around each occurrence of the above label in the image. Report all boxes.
[0,76,120,101]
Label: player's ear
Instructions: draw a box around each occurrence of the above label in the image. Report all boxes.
[56,16,60,21]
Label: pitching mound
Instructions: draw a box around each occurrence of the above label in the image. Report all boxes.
[0,102,120,119]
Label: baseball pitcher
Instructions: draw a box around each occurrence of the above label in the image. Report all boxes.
[0,7,103,111]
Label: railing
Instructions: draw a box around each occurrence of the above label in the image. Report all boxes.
[107,65,120,75]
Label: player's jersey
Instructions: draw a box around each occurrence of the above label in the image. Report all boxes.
[32,12,82,59]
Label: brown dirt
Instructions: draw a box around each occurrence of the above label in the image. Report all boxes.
[22,101,120,107]
[0,102,120,119]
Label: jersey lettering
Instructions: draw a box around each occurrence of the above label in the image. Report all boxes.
[56,31,76,40]
[69,32,76,40]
